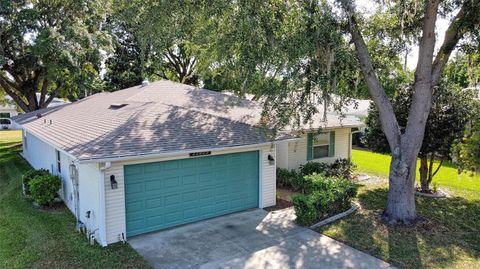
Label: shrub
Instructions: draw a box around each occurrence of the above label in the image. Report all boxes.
[292,194,317,225]
[292,174,358,226]
[28,174,61,206]
[277,168,295,188]
[276,168,306,192]
[23,169,50,195]
[329,159,357,179]
[299,162,329,176]
[300,159,357,179]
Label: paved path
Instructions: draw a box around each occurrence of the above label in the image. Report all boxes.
[129,208,395,269]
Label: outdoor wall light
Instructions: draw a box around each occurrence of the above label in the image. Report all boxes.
[268,154,275,165]
[110,175,118,189]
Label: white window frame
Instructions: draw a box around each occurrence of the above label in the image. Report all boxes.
[56,150,61,173]
[312,132,330,159]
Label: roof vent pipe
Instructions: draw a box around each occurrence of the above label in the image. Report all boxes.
[141,79,149,87]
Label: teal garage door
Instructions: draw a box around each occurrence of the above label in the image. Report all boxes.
[124,151,259,236]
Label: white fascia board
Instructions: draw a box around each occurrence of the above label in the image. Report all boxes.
[79,139,300,164]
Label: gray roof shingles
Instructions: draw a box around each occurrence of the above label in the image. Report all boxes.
[12,80,360,161]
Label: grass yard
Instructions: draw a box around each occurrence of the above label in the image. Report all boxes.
[319,149,480,268]
[0,130,151,269]
[353,149,480,192]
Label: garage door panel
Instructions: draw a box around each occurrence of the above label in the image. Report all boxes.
[164,193,182,206]
[164,176,181,188]
[143,162,161,173]
[180,158,196,168]
[163,160,180,171]
[125,165,143,176]
[125,182,144,195]
[144,179,162,191]
[182,174,197,185]
[145,197,163,209]
[125,151,259,236]
[126,200,144,212]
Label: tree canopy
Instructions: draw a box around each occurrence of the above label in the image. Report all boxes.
[0,0,112,112]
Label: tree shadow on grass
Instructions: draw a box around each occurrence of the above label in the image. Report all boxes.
[320,186,480,269]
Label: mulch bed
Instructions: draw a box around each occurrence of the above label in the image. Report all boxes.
[264,198,293,212]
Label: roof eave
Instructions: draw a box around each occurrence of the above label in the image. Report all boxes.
[78,138,301,164]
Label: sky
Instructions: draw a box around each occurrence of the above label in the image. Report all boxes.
[355,0,451,70]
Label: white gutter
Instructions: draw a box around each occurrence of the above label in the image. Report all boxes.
[79,139,301,164]
[287,124,364,133]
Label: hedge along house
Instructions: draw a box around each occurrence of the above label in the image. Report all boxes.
[11,80,361,246]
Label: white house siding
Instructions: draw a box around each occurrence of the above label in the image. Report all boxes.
[275,141,289,169]
[22,131,77,215]
[77,162,106,246]
[286,128,352,171]
[58,150,75,212]
[103,144,277,245]
[22,130,57,171]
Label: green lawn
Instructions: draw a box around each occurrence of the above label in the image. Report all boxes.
[319,149,480,268]
[352,149,480,192]
[0,130,151,269]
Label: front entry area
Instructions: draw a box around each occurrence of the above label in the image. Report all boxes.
[124,151,259,236]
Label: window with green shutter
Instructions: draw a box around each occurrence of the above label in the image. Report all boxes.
[307,131,336,159]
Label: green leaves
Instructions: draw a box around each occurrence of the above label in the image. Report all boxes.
[1,0,112,110]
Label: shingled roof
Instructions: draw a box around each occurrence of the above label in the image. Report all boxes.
[12,80,361,161]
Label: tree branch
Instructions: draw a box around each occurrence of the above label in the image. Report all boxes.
[431,1,480,86]
[0,76,29,112]
[431,158,444,178]
[164,49,183,80]
[403,0,440,160]
[39,75,49,106]
[339,0,401,150]
[42,82,64,108]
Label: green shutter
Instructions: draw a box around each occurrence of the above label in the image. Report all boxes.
[329,131,336,157]
[307,133,313,161]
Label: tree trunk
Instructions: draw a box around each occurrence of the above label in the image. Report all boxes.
[419,156,430,192]
[382,149,416,224]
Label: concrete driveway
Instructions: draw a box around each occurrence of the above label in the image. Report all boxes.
[129,208,394,269]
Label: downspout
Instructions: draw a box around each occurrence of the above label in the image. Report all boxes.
[98,162,111,246]
[70,161,84,232]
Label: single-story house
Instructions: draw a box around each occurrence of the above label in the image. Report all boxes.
[11,80,362,246]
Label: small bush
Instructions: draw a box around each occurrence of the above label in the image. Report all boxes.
[292,174,358,226]
[292,194,317,225]
[29,174,61,206]
[329,159,357,179]
[277,168,296,188]
[300,162,329,176]
[300,159,357,179]
[276,168,306,192]
[23,169,50,195]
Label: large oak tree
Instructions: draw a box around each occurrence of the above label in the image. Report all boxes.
[0,0,111,112]
[339,0,480,223]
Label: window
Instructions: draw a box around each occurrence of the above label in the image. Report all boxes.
[0,112,10,118]
[56,150,61,173]
[0,119,11,125]
[312,132,330,159]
